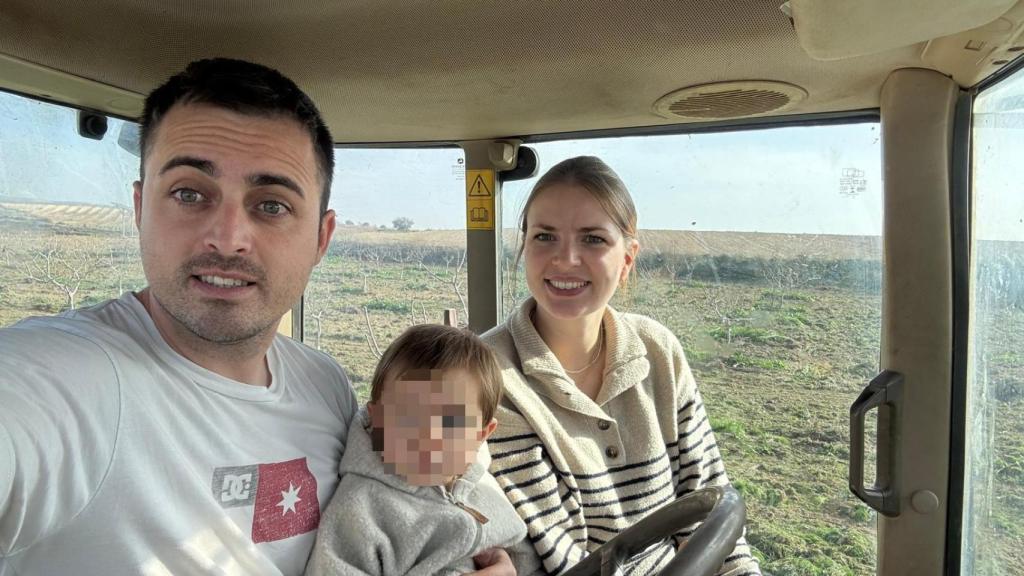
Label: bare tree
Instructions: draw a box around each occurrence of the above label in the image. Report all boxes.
[22,243,108,311]
[0,232,11,268]
[360,247,383,293]
[116,204,136,238]
[387,245,424,265]
[105,238,140,297]
[761,258,821,290]
[700,282,748,345]
[302,263,334,351]
[421,249,468,323]
[652,247,678,281]
[361,247,383,269]
[362,306,383,359]
[361,269,372,294]
[407,301,430,326]
[310,309,327,351]
[501,252,518,316]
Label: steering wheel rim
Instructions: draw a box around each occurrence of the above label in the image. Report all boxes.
[559,485,747,576]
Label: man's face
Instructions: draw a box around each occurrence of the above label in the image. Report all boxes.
[370,369,496,487]
[134,103,334,345]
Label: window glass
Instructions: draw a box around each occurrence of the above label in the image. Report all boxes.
[0,90,468,404]
[0,91,143,328]
[304,148,467,399]
[503,124,882,575]
[963,66,1024,575]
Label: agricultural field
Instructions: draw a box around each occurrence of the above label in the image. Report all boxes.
[0,201,1021,575]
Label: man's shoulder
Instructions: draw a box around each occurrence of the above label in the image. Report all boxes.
[1,304,127,366]
[271,334,357,419]
[5,295,148,346]
[271,334,346,377]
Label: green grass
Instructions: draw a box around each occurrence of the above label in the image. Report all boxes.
[733,479,786,507]
[749,522,874,576]
[709,325,788,344]
[761,289,814,302]
[728,352,787,370]
[778,311,811,327]
[363,298,412,314]
[710,416,748,439]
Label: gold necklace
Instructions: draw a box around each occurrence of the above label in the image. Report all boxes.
[564,324,604,375]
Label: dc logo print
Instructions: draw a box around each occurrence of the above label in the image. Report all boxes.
[211,458,320,542]
[212,465,259,508]
[221,473,254,502]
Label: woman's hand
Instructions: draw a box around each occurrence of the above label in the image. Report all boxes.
[469,547,517,575]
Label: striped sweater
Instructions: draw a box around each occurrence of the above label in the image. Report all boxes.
[482,299,760,576]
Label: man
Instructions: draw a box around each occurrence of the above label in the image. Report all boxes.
[0,58,513,575]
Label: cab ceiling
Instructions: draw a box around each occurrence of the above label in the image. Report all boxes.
[0,0,1021,144]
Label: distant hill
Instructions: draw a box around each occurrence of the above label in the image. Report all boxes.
[334,226,883,261]
[0,201,132,235]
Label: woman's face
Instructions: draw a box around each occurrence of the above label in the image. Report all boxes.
[523,183,638,323]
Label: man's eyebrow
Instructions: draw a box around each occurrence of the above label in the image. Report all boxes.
[249,174,305,198]
[159,156,218,177]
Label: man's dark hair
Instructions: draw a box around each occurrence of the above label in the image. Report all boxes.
[139,58,335,215]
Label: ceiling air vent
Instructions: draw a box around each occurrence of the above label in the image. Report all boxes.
[653,81,808,120]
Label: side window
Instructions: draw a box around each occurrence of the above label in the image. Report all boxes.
[962,66,1024,574]
[0,91,143,328]
[304,148,466,399]
[503,124,883,575]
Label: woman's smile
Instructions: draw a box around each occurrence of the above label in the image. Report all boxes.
[545,278,591,295]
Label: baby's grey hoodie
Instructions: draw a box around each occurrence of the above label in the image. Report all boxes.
[306,407,537,576]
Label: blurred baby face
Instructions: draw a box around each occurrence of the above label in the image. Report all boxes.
[370,368,495,487]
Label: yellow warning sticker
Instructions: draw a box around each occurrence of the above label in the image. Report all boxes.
[466,169,495,230]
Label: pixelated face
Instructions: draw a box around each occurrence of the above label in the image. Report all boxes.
[369,368,495,487]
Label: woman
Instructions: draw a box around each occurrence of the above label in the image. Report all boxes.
[483,156,761,575]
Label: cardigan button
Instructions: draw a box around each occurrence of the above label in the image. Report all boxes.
[598,420,611,431]
[605,446,619,458]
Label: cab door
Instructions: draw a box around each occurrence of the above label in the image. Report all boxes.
[959,60,1024,575]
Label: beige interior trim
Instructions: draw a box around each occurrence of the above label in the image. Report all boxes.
[791,0,1016,60]
[2,0,1009,142]
[0,53,142,116]
[922,0,1024,87]
[878,68,957,575]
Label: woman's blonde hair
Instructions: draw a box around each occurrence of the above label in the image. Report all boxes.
[515,155,639,288]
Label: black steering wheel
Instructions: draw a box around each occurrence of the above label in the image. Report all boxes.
[559,485,746,576]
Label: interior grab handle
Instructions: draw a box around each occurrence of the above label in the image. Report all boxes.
[849,369,903,517]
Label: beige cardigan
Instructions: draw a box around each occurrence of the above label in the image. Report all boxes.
[483,298,760,576]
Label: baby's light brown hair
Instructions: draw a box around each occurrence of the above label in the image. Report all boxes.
[369,324,503,424]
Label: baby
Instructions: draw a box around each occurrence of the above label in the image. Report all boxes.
[307,324,533,576]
